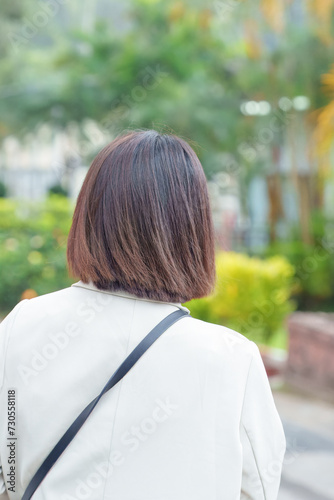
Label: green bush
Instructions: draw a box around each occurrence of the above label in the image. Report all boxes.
[259,213,334,312]
[184,251,297,345]
[0,195,73,314]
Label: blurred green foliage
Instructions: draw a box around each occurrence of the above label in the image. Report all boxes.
[0,195,73,314]
[261,242,334,312]
[185,251,297,345]
[48,183,68,197]
[0,181,7,198]
[1,0,333,184]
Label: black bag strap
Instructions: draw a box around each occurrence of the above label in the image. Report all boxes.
[21,308,190,500]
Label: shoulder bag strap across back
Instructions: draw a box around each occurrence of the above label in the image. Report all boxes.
[21,308,190,500]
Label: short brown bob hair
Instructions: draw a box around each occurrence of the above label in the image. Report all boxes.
[67,130,216,303]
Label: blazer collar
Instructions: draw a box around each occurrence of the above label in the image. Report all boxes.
[71,280,191,314]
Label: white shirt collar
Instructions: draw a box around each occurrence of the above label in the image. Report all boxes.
[71,280,191,314]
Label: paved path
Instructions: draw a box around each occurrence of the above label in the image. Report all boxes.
[273,389,334,500]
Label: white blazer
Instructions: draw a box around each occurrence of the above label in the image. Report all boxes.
[0,281,286,500]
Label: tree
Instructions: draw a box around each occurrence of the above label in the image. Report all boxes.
[1,0,334,244]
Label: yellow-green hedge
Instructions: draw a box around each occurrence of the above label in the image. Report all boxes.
[185,251,297,344]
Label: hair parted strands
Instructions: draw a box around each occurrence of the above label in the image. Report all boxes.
[67,130,216,303]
